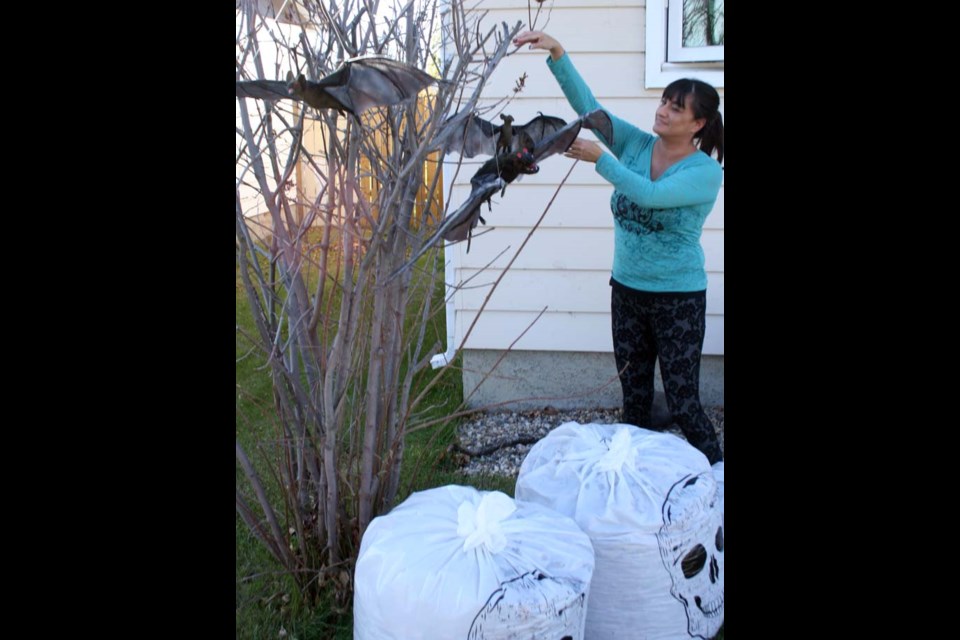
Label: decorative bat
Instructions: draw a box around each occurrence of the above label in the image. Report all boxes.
[443,112,567,159]
[385,109,614,282]
[441,109,612,241]
[236,55,436,118]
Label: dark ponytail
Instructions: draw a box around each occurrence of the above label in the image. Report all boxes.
[696,111,723,164]
[663,78,724,164]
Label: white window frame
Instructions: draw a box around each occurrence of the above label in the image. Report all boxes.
[667,0,724,62]
[645,0,724,89]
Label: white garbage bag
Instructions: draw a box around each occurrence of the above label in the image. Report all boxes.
[515,423,724,640]
[354,484,595,640]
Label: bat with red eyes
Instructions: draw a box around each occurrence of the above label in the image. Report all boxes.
[236,55,436,118]
[441,108,613,242]
[385,109,614,281]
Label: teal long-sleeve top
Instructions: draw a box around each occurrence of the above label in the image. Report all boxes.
[546,53,722,292]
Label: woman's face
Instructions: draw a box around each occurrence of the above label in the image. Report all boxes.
[653,94,705,140]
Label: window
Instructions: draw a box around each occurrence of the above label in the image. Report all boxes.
[645,0,724,89]
[668,0,724,62]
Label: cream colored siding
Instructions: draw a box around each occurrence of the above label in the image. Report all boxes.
[458,311,614,351]
[447,0,723,356]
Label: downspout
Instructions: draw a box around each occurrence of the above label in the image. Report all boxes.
[431,0,457,370]
[430,234,457,368]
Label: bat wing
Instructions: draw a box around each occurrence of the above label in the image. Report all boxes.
[441,175,504,242]
[384,176,505,282]
[320,55,436,115]
[531,119,583,162]
[512,114,567,153]
[531,109,614,161]
[443,113,499,158]
[580,109,614,147]
[236,79,293,102]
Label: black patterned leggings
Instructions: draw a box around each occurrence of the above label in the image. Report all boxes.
[610,279,723,464]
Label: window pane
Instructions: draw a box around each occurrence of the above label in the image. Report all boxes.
[682,0,724,47]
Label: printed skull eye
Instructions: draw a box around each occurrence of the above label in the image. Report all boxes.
[715,526,724,552]
[681,544,707,578]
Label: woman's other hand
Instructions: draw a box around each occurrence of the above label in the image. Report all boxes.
[513,31,565,61]
[564,138,603,164]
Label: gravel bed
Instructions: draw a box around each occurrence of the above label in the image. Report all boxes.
[454,406,724,478]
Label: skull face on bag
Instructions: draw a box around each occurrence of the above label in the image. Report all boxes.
[657,472,724,639]
[467,570,585,640]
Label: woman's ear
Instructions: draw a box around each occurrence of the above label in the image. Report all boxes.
[692,118,707,135]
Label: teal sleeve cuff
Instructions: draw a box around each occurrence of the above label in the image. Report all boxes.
[595,152,614,177]
[545,52,570,74]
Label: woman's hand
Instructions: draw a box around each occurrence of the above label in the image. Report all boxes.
[564,138,603,164]
[513,31,565,61]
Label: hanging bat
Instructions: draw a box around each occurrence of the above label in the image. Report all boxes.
[236,55,436,118]
[443,112,567,158]
[440,108,612,241]
[385,109,614,282]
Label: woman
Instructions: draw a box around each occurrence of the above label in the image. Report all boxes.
[513,31,725,464]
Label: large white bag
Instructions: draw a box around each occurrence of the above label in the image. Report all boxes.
[515,423,724,640]
[354,484,596,640]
